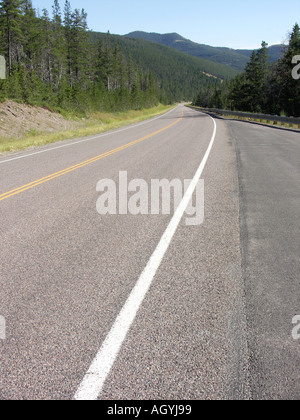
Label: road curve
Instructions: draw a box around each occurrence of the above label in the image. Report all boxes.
[0,105,299,400]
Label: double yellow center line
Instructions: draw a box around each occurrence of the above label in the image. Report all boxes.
[0,111,183,202]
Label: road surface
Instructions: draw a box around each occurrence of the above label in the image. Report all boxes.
[0,105,299,400]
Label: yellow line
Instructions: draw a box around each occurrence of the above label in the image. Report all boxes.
[0,111,184,202]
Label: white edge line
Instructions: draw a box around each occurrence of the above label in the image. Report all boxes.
[0,106,178,165]
[73,111,217,401]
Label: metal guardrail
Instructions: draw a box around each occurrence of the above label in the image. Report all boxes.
[188,105,300,129]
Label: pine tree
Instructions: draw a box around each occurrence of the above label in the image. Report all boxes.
[63,0,72,82]
[0,0,22,75]
[51,0,66,88]
[243,42,269,112]
[40,8,52,84]
[20,0,39,72]
[70,8,89,84]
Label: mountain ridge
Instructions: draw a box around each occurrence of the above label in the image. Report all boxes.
[125,31,284,71]
[91,31,240,102]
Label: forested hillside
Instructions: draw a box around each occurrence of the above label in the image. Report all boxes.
[0,0,161,113]
[126,31,250,71]
[236,44,284,63]
[194,24,300,117]
[121,33,240,78]
[126,31,284,72]
[91,32,239,104]
[0,0,230,113]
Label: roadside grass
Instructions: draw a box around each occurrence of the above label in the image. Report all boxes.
[0,104,175,155]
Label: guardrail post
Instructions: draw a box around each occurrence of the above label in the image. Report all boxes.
[188,105,300,129]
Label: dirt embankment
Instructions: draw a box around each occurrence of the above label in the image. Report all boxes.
[0,101,80,138]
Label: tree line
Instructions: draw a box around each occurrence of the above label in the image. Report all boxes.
[0,0,160,112]
[193,24,300,117]
[105,33,235,104]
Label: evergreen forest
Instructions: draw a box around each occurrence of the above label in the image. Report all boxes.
[1,1,299,117]
[0,0,163,113]
[194,24,300,117]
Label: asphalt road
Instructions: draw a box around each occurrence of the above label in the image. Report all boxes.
[228,119,300,400]
[0,105,299,400]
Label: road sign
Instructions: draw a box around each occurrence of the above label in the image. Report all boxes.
[0,56,6,79]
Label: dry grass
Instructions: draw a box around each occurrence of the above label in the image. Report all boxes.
[0,104,174,155]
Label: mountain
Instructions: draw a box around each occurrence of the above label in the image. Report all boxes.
[91,32,240,103]
[236,45,285,63]
[126,32,284,71]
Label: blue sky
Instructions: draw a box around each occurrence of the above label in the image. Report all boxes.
[32,0,299,49]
